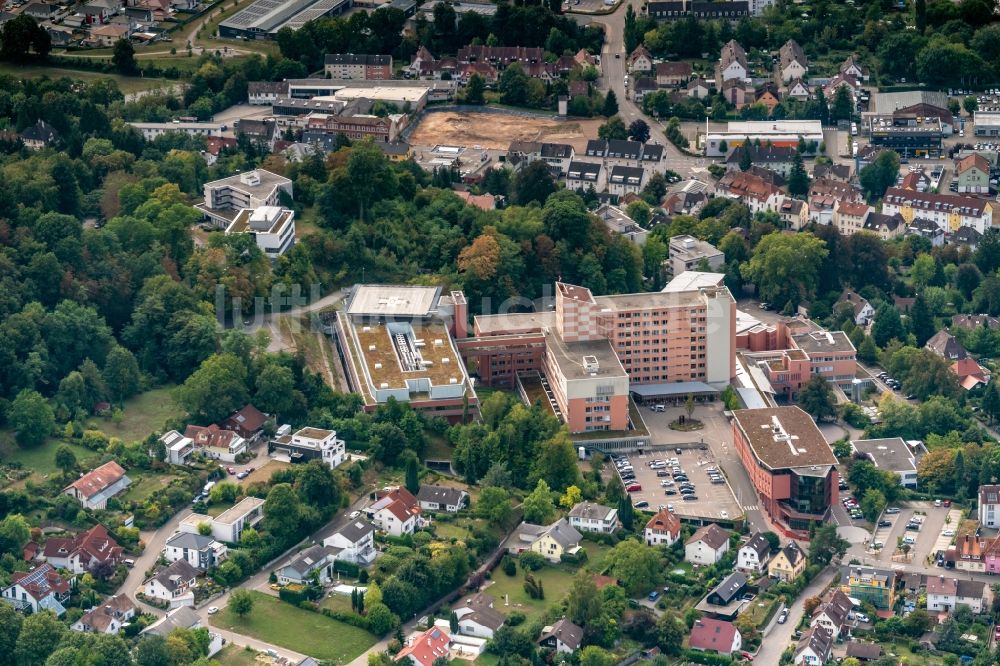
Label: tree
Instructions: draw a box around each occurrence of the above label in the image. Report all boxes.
[743,232,829,309]
[0,14,50,62]
[602,90,619,117]
[982,379,1000,425]
[512,160,556,206]
[738,143,753,171]
[859,150,900,200]
[476,486,513,526]
[915,0,926,31]
[15,611,64,666]
[405,456,420,495]
[618,494,634,530]
[229,589,255,617]
[808,523,849,565]
[103,345,140,404]
[908,293,935,347]
[532,431,581,491]
[798,375,838,421]
[830,86,853,123]
[253,363,295,419]
[607,539,660,595]
[174,353,248,423]
[294,461,341,512]
[860,487,887,521]
[111,38,138,74]
[567,571,603,625]
[367,603,398,636]
[54,445,77,479]
[465,73,485,105]
[522,479,556,524]
[0,604,22,666]
[10,390,54,448]
[263,483,302,542]
[871,304,907,348]
[655,612,685,655]
[559,485,583,509]
[0,515,30,557]
[579,646,615,666]
[964,95,978,115]
[598,116,628,140]
[628,119,650,143]
[787,152,809,197]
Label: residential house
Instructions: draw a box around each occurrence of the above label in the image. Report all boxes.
[269,427,345,469]
[784,78,811,102]
[608,166,645,197]
[42,524,122,575]
[143,559,198,608]
[736,533,771,573]
[396,627,451,666]
[754,83,782,115]
[952,357,991,391]
[24,2,57,19]
[453,593,505,639]
[159,430,195,465]
[778,197,809,231]
[908,217,945,247]
[835,289,874,326]
[632,77,657,103]
[808,195,837,226]
[926,330,968,361]
[140,606,223,656]
[644,509,680,546]
[813,163,851,182]
[627,45,653,74]
[20,119,59,150]
[667,235,724,277]
[565,161,605,193]
[538,618,583,654]
[415,485,468,513]
[768,542,805,582]
[717,170,782,214]
[833,201,871,236]
[163,532,227,571]
[716,40,748,85]
[567,502,619,534]
[840,54,870,82]
[862,211,905,241]
[845,642,881,662]
[689,618,742,655]
[952,225,984,250]
[777,39,808,83]
[811,177,864,203]
[530,519,583,563]
[823,72,858,101]
[248,81,288,105]
[687,77,710,99]
[881,188,994,235]
[842,568,895,609]
[927,575,986,614]
[794,626,833,666]
[956,153,991,193]
[951,534,987,573]
[655,61,692,87]
[851,438,922,489]
[663,189,710,219]
[323,53,393,80]
[88,24,129,46]
[71,594,136,634]
[453,190,495,211]
[234,119,277,152]
[810,590,854,640]
[276,545,338,585]
[206,497,265,543]
[507,140,575,176]
[899,169,932,193]
[721,78,750,110]
[183,425,247,463]
[724,143,798,177]
[980,484,1000,528]
[64,461,131,510]
[685,524,730,566]
[706,571,748,607]
[221,404,268,443]
[323,519,376,565]
[368,487,421,537]
[953,314,1000,331]
[1,564,72,615]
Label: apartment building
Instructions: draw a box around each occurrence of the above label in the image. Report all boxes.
[851,438,922,489]
[225,205,296,257]
[197,170,293,227]
[323,53,392,79]
[881,187,994,234]
[667,235,724,277]
[979,485,1000,528]
[731,406,838,534]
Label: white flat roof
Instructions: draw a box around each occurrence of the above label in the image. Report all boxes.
[725,120,823,134]
[347,284,441,318]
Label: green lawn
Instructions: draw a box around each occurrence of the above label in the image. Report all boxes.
[435,521,472,541]
[88,387,183,443]
[214,645,261,666]
[210,591,378,664]
[0,434,99,483]
[0,62,173,94]
[483,563,578,624]
[120,471,180,503]
[319,592,354,614]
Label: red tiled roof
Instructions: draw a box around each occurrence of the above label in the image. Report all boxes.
[65,462,126,500]
[222,404,267,436]
[689,618,739,654]
[43,524,122,565]
[395,627,450,666]
[11,564,71,600]
[645,509,680,539]
[184,424,242,450]
[957,153,990,175]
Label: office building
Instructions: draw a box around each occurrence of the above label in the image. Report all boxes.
[197,170,294,227]
[225,206,296,257]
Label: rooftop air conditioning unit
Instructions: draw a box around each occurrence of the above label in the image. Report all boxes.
[368,345,376,351]
[363,326,371,332]
[380,382,389,388]
[374,363,382,369]
[449,377,458,384]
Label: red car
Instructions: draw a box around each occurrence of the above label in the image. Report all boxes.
[943,500,952,507]
[226,467,236,475]
[740,652,754,662]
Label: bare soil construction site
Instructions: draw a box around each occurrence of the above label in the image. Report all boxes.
[408,111,602,152]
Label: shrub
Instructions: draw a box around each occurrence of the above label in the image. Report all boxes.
[518,552,546,571]
[279,585,309,605]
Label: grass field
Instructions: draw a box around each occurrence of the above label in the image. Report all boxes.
[0,62,174,94]
[210,592,377,664]
[483,564,578,624]
[89,387,183,444]
[0,435,99,484]
[215,645,262,666]
[121,471,180,503]
[319,592,354,614]
[239,460,291,488]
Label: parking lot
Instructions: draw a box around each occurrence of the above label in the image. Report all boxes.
[847,503,953,566]
[610,442,742,524]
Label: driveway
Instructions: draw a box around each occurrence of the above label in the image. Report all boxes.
[755,566,838,664]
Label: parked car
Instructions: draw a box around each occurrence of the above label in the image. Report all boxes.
[648,590,660,601]
[885,507,901,514]
[237,471,249,480]
[207,607,219,615]
[855,613,870,623]
[878,520,892,528]
[226,467,236,475]
[777,609,789,624]
[626,483,642,492]
[634,501,649,509]
[682,495,698,501]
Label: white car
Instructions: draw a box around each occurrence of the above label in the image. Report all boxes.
[720,511,729,519]
[349,510,360,520]
[855,613,870,624]
[207,607,220,615]
[943,529,955,537]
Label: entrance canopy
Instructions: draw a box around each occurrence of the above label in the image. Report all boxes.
[629,381,719,401]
